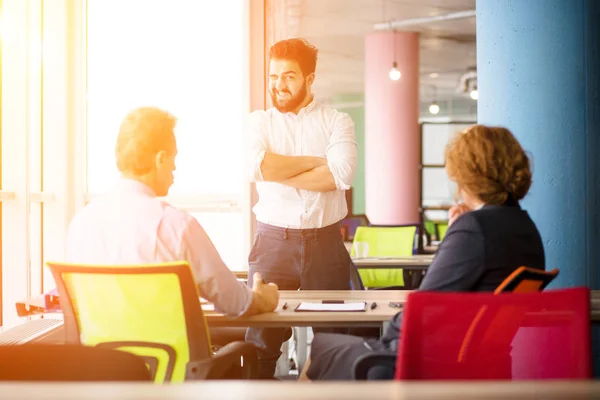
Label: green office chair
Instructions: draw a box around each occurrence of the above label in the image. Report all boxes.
[351,226,417,288]
[47,261,258,383]
[436,221,449,241]
[423,220,436,243]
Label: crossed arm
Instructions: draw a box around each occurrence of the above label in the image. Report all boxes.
[247,112,357,192]
[260,153,337,192]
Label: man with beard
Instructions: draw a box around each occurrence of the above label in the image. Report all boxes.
[245,38,358,378]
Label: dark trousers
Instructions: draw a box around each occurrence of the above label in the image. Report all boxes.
[245,221,354,378]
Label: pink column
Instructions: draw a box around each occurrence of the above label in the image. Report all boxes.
[364,31,420,225]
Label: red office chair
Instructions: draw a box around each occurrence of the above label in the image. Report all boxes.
[354,288,590,380]
[353,267,560,379]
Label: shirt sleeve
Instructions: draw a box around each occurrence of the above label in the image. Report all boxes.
[326,112,357,190]
[245,111,268,183]
[418,213,486,292]
[179,217,252,317]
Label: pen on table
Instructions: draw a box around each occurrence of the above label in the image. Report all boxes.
[282,302,288,310]
[370,302,377,310]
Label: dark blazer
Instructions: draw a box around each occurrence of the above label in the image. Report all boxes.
[420,201,545,293]
[380,201,545,349]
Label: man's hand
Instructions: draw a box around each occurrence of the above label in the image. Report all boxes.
[250,272,279,313]
[448,203,471,226]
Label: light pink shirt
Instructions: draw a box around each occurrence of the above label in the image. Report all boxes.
[65,179,252,317]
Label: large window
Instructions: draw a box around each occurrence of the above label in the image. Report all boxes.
[0,0,259,328]
[86,0,248,269]
[421,122,474,221]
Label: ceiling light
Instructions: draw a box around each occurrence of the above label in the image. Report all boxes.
[429,102,440,115]
[389,62,401,81]
[429,72,439,78]
[458,67,478,98]
[389,29,401,81]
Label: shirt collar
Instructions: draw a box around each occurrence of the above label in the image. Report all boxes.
[117,177,157,198]
[299,96,317,115]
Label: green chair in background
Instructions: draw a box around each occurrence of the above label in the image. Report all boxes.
[48,261,258,383]
[423,219,436,245]
[436,221,449,241]
[351,226,417,288]
[424,220,436,238]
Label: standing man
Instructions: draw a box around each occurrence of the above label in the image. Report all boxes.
[245,38,358,378]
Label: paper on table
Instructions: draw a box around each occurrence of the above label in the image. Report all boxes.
[295,302,366,312]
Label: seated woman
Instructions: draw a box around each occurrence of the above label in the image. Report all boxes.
[301,124,545,381]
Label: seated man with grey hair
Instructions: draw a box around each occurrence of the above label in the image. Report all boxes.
[66,106,278,317]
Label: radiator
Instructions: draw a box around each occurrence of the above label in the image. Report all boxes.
[0,319,65,345]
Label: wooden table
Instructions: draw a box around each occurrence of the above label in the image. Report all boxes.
[15,289,600,324]
[231,255,434,281]
[0,381,598,400]
[204,290,404,328]
[352,255,434,270]
[204,290,600,326]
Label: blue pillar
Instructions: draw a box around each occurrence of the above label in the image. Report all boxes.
[476,0,600,288]
[476,0,600,376]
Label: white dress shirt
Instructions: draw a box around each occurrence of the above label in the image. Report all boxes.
[65,178,252,317]
[246,100,358,229]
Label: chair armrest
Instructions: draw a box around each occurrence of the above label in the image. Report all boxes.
[352,351,396,380]
[186,341,258,380]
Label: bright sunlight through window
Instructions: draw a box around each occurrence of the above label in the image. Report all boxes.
[87,0,246,269]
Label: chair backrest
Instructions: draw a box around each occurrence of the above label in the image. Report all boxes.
[456,267,560,366]
[436,221,449,241]
[396,288,591,380]
[47,261,211,383]
[494,267,559,294]
[351,226,416,257]
[0,344,152,381]
[341,215,369,241]
[423,220,436,241]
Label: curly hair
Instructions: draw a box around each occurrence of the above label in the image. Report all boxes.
[269,38,318,76]
[115,107,177,176]
[445,125,532,205]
